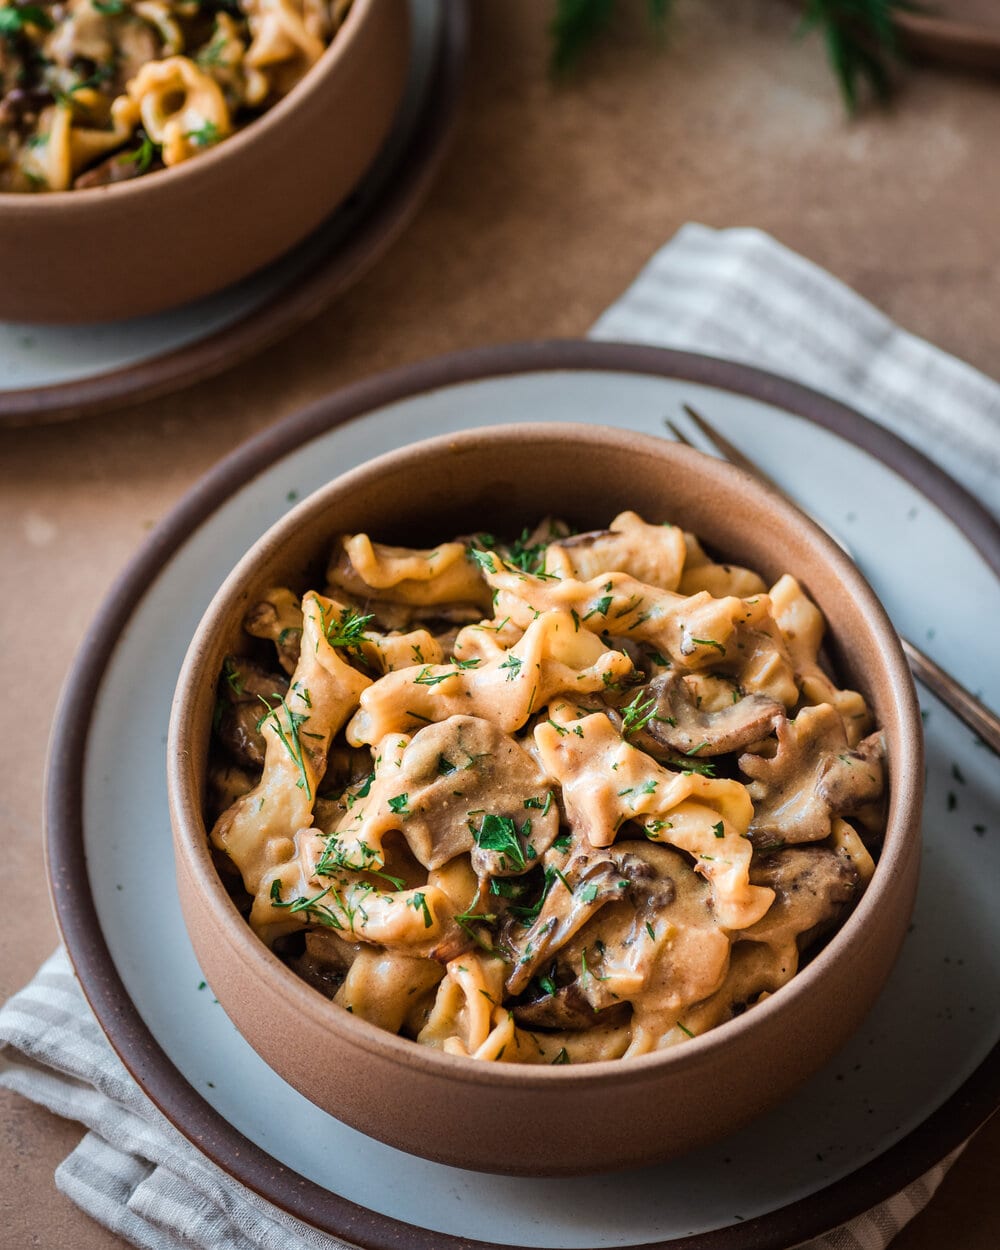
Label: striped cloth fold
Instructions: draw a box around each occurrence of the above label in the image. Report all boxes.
[591,224,999,516]
[3,224,994,1249]
[0,949,966,1250]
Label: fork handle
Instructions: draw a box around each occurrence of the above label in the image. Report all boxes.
[901,637,1000,755]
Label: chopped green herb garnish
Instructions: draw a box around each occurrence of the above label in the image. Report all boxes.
[407,891,433,928]
[620,689,658,738]
[524,792,553,815]
[186,119,221,148]
[222,657,245,694]
[468,545,499,573]
[268,878,344,929]
[474,813,526,871]
[551,1047,570,1065]
[580,882,599,903]
[314,837,405,889]
[504,528,549,574]
[500,653,523,682]
[666,756,717,777]
[676,1021,694,1038]
[690,637,726,654]
[321,605,373,655]
[712,821,725,839]
[257,696,313,800]
[118,133,159,174]
[0,4,53,33]
[453,907,499,953]
[583,593,613,620]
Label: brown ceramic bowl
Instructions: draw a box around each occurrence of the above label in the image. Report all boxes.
[0,0,409,324]
[168,422,922,1177]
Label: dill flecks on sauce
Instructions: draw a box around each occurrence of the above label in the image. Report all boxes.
[257,695,313,800]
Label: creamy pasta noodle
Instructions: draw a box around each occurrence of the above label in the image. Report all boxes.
[0,0,351,191]
[207,513,886,1064]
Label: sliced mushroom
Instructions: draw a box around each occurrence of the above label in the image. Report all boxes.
[507,842,729,1029]
[206,760,257,824]
[512,979,631,1032]
[288,929,362,998]
[616,670,783,758]
[244,588,303,674]
[740,845,861,954]
[73,147,150,188]
[504,853,635,995]
[816,730,884,815]
[332,714,559,874]
[215,655,289,768]
[739,705,885,844]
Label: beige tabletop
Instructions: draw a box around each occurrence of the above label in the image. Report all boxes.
[1,3,998,1247]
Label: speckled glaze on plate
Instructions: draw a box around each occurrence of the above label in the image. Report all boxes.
[0,0,466,425]
[168,421,922,1176]
[46,343,1000,1249]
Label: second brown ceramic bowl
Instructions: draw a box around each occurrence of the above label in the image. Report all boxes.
[0,0,409,323]
[168,422,922,1176]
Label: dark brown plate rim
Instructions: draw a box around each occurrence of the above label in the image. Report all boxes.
[0,2,468,428]
[45,340,1000,1250]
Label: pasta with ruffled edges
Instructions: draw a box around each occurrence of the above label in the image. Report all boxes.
[207,512,886,1064]
[0,0,352,191]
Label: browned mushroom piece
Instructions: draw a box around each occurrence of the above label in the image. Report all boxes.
[512,980,632,1032]
[116,15,161,81]
[243,589,302,674]
[617,670,783,759]
[215,655,289,768]
[504,853,635,996]
[362,715,559,874]
[739,705,885,845]
[0,85,55,128]
[73,147,151,189]
[206,760,258,824]
[288,930,363,999]
[816,730,885,815]
[506,842,728,1029]
[740,845,861,954]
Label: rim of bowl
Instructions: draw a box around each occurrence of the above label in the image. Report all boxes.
[168,419,923,1093]
[0,0,379,211]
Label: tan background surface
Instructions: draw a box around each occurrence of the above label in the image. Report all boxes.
[1,2,997,1247]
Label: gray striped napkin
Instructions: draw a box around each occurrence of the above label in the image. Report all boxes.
[3,224,995,1249]
[592,223,999,516]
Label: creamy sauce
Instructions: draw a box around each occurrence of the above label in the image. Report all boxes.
[208,512,885,1063]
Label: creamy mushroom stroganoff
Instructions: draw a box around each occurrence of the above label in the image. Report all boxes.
[208,513,886,1064]
[0,0,351,191]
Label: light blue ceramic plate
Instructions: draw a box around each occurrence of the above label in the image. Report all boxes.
[49,344,1000,1250]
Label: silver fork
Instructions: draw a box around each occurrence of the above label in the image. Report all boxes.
[666,404,1000,757]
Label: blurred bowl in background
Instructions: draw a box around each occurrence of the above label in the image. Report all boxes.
[0,0,410,324]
